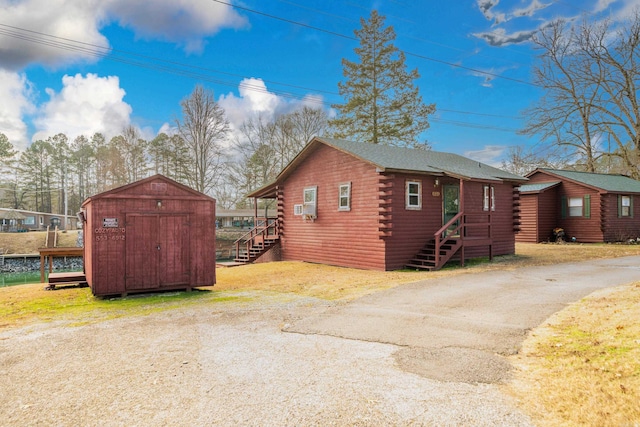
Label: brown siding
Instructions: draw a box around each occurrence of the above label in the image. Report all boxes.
[383,174,443,270]
[516,194,538,243]
[602,194,640,241]
[537,188,558,242]
[279,144,386,270]
[82,175,216,296]
[462,181,517,258]
[517,187,559,243]
[555,181,602,242]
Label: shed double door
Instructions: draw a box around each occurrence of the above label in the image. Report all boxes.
[125,214,190,290]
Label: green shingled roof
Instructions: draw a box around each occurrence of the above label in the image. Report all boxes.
[519,181,560,193]
[317,138,527,182]
[535,168,640,193]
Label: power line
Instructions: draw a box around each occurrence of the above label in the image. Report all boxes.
[0,23,525,124]
[210,0,538,87]
[0,18,526,134]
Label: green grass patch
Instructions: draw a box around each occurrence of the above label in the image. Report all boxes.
[0,284,253,329]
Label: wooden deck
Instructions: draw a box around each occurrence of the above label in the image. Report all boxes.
[38,247,84,283]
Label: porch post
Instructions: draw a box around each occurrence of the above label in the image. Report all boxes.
[254,197,258,222]
[460,179,465,267]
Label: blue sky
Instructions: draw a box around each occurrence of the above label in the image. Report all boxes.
[1,0,638,165]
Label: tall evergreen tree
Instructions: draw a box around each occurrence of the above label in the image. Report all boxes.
[331,10,435,147]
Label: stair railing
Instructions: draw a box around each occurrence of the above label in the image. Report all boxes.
[234,217,279,261]
[433,211,465,268]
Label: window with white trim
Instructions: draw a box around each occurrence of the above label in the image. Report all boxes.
[303,186,317,217]
[294,204,303,215]
[619,195,632,217]
[568,197,583,217]
[406,180,422,209]
[338,182,351,211]
[483,185,495,211]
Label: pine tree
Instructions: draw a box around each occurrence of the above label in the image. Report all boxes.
[330,10,435,147]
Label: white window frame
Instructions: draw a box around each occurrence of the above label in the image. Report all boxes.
[303,186,317,217]
[293,204,303,216]
[620,195,631,217]
[569,197,583,217]
[406,180,422,210]
[483,185,496,211]
[338,182,351,211]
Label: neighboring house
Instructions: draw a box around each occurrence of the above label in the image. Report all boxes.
[240,137,527,271]
[216,208,276,228]
[517,168,640,243]
[0,208,79,232]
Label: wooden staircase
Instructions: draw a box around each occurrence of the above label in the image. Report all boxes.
[406,211,494,271]
[406,238,462,271]
[234,218,279,264]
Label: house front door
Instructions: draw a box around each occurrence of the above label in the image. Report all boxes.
[443,184,460,233]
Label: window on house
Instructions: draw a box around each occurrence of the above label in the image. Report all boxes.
[338,182,351,211]
[569,197,583,217]
[293,204,303,215]
[619,195,633,217]
[303,186,317,217]
[483,185,496,211]
[406,180,421,209]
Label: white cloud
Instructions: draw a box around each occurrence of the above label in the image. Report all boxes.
[32,73,132,142]
[218,78,287,129]
[0,0,248,69]
[0,70,35,151]
[0,0,109,70]
[106,0,248,54]
[217,78,330,144]
[464,145,506,166]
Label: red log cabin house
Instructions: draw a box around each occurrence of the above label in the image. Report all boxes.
[517,168,640,243]
[238,137,527,271]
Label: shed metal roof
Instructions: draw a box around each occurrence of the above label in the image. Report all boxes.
[532,169,640,193]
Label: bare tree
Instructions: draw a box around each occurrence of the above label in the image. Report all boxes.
[579,12,640,178]
[523,12,640,177]
[521,19,602,172]
[501,145,570,176]
[176,85,230,195]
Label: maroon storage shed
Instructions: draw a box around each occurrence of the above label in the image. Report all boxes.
[80,174,216,296]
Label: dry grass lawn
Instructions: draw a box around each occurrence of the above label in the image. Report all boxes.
[508,283,640,426]
[0,230,79,254]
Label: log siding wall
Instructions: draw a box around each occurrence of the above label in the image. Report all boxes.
[279,144,386,270]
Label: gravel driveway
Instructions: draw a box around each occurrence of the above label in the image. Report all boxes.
[2,256,640,426]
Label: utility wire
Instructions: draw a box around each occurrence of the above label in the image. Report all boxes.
[210,0,538,87]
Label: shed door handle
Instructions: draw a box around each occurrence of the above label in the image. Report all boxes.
[157,244,161,251]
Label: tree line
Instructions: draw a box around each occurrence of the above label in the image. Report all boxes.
[0,97,329,216]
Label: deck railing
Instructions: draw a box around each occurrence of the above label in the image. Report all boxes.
[432,212,493,268]
[234,217,279,261]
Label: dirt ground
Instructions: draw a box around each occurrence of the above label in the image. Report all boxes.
[4,255,640,426]
[0,295,531,426]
